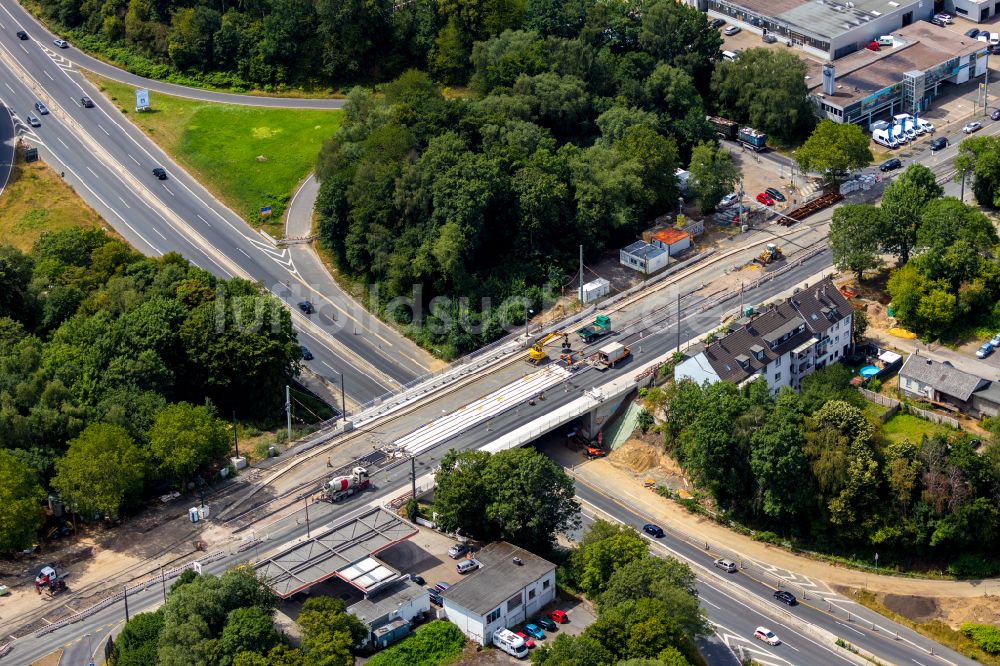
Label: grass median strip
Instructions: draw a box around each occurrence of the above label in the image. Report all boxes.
[86,72,341,238]
[0,147,107,251]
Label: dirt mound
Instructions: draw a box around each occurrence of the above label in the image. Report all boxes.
[938,597,1000,628]
[609,439,661,473]
[883,594,939,622]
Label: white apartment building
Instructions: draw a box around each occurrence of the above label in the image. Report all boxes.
[675,277,853,393]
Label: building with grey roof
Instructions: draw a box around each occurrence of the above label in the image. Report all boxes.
[440,542,556,645]
[674,277,853,393]
[620,241,669,274]
[809,21,988,125]
[898,353,1000,417]
[706,0,932,59]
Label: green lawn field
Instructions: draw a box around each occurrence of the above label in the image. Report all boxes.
[88,73,341,237]
[882,413,957,444]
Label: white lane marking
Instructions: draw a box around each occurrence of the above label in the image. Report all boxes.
[117,196,130,209]
[912,660,927,666]
[238,248,252,259]
[322,361,336,372]
[85,166,98,178]
[197,213,211,227]
[783,642,799,652]
[19,43,27,54]
[44,70,53,80]
[835,622,865,636]
[98,124,110,135]
[57,137,69,149]
[152,227,167,240]
[4,83,13,93]
[127,153,139,165]
[162,184,174,196]
[702,598,721,610]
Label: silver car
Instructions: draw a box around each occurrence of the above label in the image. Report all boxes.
[448,542,470,559]
[25,113,40,127]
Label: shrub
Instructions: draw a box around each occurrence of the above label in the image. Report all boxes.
[752,531,783,546]
[365,621,466,666]
[946,554,1000,579]
[961,624,1000,654]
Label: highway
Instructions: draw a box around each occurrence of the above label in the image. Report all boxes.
[0,0,430,406]
[7,251,975,666]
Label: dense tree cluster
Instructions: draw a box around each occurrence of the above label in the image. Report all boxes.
[660,368,1000,570]
[111,569,366,666]
[0,229,300,551]
[957,135,1000,209]
[433,447,580,552]
[313,0,742,355]
[826,164,1000,340]
[535,520,708,666]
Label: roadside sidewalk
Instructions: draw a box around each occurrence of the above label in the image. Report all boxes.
[566,454,999,599]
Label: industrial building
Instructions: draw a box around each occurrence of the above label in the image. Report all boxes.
[810,22,988,125]
[441,542,556,646]
[674,277,853,394]
[705,0,932,59]
[650,228,693,257]
[945,0,1000,22]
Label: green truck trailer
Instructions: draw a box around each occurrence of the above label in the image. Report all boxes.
[576,315,612,342]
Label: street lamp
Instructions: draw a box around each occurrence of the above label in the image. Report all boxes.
[524,304,534,339]
[85,633,94,665]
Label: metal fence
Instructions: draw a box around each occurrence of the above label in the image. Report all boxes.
[858,388,960,428]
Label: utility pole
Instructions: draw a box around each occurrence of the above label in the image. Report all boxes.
[159,565,167,603]
[304,496,312,539]
[285,385,292,440]
[984,51,991,114]
[411,456,417,503]
[123,584,130,622]
[340,373,347,420]
[232,410,239,459]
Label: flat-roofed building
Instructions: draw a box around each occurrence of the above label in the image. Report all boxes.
[808,21,987,125]
[706,0,932,59]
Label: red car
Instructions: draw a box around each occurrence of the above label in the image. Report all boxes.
[515,631,536,648]
[547,609,568,624]
[865,40,879,51]
[756,192,774,206]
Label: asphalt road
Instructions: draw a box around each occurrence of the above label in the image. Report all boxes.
[0,8,426,404]
[1,0,345,109]
[14,249,968,666]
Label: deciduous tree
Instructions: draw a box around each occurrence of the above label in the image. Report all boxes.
[0,450,45,552]
[51,423,145,519]
[688,142,739,213]
[795,120,872,184]
[148,402,230,488]
[828,204,886,281]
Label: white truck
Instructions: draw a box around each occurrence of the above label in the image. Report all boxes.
[592,342,630,369]
[493,628,528,659]
[322,466,370,501]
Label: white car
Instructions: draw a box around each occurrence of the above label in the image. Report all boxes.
[964,121,983,134]
[918,119,934,133]
[754,627,781,646]
[719,192,740,208]
[724,25,742,36]
[933,12,953,23]
[53,38,68,48]
[990,333,1000,347]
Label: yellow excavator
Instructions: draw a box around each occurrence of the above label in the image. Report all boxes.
[755,243,783,266]
[528,332,568,364]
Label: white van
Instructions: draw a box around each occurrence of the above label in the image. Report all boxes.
[991,32,1000,46]
[493,629,528,659]
[877,35,893,46]
[872,128,898,149]
[722,50,739,61]
[456,558,481,574]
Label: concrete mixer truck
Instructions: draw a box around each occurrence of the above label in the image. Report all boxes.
[322,466,370,501]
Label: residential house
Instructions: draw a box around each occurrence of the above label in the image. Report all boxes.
[898,353,1000,418]
[674,277,853,393]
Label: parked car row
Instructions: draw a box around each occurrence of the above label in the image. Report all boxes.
[975,332,1000,359]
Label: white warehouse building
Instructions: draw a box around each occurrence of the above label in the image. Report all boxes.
[675,277,853,394]
[440,542,556,646]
